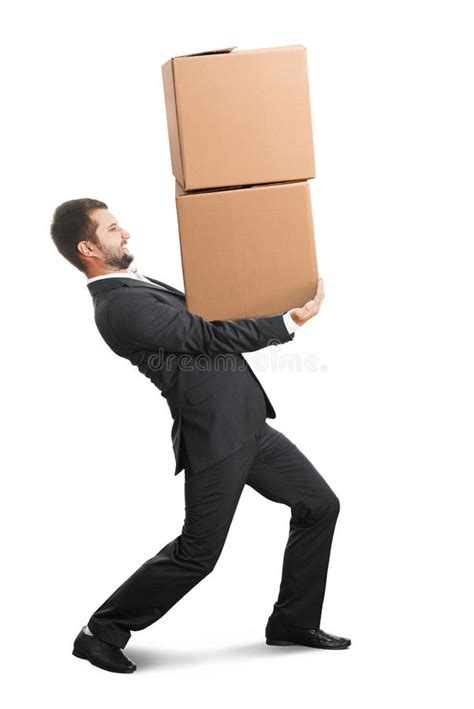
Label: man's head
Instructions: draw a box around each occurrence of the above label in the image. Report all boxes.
[50,198,134,277]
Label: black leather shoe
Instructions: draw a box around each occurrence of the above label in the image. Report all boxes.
[72,627,136,673]
[266,618,351,650]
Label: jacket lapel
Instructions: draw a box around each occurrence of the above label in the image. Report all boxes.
[143,275,185,296]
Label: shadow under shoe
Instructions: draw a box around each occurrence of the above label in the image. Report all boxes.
[72,627,137,673]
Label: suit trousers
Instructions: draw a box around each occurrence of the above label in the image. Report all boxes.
[87,423,340,649]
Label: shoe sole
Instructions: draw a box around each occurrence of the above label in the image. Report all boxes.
[72,648,136,673]
[266,638,351,649]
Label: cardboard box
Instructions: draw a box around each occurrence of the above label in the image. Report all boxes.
[175,180,318,321]
[162,45,316,191]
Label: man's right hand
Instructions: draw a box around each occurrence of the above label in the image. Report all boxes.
[288,278,325,326]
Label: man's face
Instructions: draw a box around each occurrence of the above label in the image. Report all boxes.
[86,208,134,270]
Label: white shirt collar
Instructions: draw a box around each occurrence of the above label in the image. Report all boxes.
[86,267,142,285]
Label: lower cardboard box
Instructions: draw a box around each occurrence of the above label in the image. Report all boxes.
[175,180,319,321]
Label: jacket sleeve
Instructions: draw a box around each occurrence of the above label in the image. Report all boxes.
[107,290,295,355]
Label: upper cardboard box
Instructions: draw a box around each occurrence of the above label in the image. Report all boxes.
[162,45,316,191]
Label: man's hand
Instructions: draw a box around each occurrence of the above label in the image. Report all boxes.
[289,278,325,326]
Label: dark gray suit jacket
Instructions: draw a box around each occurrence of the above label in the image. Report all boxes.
[87,275,295,475]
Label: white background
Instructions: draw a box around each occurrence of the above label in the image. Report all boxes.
[1,0,473,706]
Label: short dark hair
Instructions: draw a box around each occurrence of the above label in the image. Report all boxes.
[50,198,108,272]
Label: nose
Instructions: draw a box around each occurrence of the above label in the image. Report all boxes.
[121,230,130,241]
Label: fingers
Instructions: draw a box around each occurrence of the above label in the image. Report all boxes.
[288,278,325,326]
[298,299,317,322]
[308,279,324,306]
[303,278,325,320]
[311,278,324,308]
[314,277,324,300]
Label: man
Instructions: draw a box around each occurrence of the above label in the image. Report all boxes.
[50,197,350,674]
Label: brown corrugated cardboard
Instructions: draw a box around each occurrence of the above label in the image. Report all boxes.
[175,180,318,321]
[162,46,316,191]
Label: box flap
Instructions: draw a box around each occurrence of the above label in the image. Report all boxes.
[175,179,186,197]
[173,47,236,59]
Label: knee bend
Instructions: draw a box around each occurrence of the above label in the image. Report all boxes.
[199,553,221,576]
[294,491,340,524]
[330,493,341,518]
[314,493,340,521]
[185,544,223,577]
[319,491,340,519]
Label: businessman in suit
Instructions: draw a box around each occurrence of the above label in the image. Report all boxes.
[51,198,350,673]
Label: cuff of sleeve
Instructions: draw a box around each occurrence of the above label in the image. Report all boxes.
[282,310,301,335]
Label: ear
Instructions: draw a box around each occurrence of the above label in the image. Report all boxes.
[77,240,96,258]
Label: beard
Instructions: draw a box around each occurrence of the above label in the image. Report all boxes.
[102,245,134,270]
